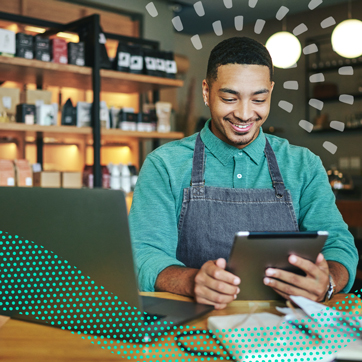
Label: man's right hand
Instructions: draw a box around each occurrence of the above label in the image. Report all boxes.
[194,258,240,309]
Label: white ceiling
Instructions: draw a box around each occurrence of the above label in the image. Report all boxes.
[162,0,354,34]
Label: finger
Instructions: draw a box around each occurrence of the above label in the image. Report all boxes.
[195,296,227,310]
[194,283,237,305]
[288,255,321,278]
[204,261,240,286]
[265,268,319,295]
[315,253,329,271]
[215,258,226,269]
[199,272,240,295]
[264,277,320,302]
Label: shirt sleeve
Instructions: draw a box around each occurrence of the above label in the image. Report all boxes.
[298,154,358,293]
[128,153,185,292]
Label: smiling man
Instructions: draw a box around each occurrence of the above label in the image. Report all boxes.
[129,37,358,309]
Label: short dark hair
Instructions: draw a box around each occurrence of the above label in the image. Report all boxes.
[206,36,274,84]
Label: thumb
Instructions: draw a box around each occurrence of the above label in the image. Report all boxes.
[316,253,329,270]
[215,258,226,269]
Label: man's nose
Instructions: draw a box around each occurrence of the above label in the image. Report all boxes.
[233,102,253,121]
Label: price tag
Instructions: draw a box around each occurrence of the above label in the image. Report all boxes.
[7,177,15,186]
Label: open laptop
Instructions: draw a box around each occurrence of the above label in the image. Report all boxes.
[0,187,212,341]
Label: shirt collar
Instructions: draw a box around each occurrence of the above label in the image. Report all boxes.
[200,119,266,166]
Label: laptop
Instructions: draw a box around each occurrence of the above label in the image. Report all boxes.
[227,231,328,300]
[0,187,213,341]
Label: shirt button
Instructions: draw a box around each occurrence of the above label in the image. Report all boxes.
[238,151,243,155]
[237,174,242,179]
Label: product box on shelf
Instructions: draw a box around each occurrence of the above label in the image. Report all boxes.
[16,33,34,59]
[14,159,32,187]
[137,112,154,132]
[100,101,110,129]
[0,29,16,56]
[21,89,52,105]
[109,107,121,128]
[16,104,36,125]
[156,101,172,133]
[0,160,15,186]
[78,25,112,69]
[76,102,92,127]
[34,35,50,62]
[114,43,131,72]
[36,103,58,126]
[0,87,20,116]
[61,98,76,126]
[128,44,144,74]
[50,38,68,64]
[119,108,137,131]
[165,51,177,79]
[144,48,158,77]
[83,165,110,189]
[62,172,82,188]
[33,171,61,188]
[68,42,85,66]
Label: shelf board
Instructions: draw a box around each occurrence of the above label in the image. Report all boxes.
[311,125,362,134]
[308,61,362,74]
[310,93,362,103]
[0,56,184,93]
[0,122,184,139]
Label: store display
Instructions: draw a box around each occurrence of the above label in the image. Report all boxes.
[100,101,110,128]
[0,87,20,117]
[144,48,158,76]
[119,108,137,131]
[128,44,144,74]
[156,101,172,132]
[36,103,58,125]
[109,107,121,128]
[61,98,76,126]
[165,51,177,79]
[78,24,112,69]
[0,160,15,186]
[34,35,50,62]
[14,159,32,187]
[33,171,61,188]
[16,33,33,59]
[62,172,82,188]
[50,38,68,64]
[114,43,131,72]
[0,28,16,56]
[136,112,153,132]
[76,101,92,127]
[16,104,36,124]
[68,42,85,66]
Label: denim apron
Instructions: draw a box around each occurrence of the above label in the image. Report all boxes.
[176,133,299,269]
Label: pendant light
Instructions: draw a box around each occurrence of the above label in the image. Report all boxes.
[331,1,362,58]
[265,12,301,69]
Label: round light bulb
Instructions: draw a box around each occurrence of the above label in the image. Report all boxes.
[265,31,302,69]
[331,19,362,58]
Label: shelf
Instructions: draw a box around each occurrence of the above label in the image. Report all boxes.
[311,125,362,134]
[0,56,184,93]
[310,93,362,104]
[0,122,184,139]
[307,61,362,74]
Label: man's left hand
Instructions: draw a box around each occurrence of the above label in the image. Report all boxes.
[263,253,329,302]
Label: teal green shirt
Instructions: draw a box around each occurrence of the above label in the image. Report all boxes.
[129,120,358,293]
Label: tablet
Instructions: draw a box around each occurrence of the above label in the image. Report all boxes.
[227,231,328,301]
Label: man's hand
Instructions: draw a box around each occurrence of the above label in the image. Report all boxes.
[263,253,330,302]
[194,258,240,309]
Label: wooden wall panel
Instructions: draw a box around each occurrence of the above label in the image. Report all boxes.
[1,0,139,38]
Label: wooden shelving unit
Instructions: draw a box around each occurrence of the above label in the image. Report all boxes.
[0,56,184,93]
[0,12,185,182]
[0,123,184,139]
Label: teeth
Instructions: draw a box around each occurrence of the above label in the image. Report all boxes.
[234,123,250,129]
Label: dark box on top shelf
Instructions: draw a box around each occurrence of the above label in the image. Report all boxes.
[144,48,158,77]
[50,38,68,64]
[16,33,34,59]
[165,51,177,79]
[34,35,50,62]
[114,43,131,72]
[68,42,85,66]
[128,44,144,74]
[16,104,36,125]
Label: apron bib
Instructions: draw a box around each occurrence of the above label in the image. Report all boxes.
[176,133,299,269]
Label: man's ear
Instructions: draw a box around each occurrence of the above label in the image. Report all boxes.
[270,81,275,94]
[202,79,210,105]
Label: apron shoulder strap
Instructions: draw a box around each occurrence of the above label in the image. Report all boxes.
[264,138,286,198]
[191,133,206,186]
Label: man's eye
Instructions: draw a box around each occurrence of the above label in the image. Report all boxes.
[222,98,235,102]
[254,100,266,103]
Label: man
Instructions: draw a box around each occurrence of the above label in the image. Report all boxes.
[129,37,358,309]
